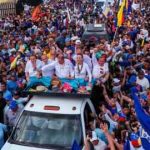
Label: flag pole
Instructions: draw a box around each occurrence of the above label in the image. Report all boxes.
[112,26,118,43]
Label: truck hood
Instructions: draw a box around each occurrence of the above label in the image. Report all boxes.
[2,142,54,150]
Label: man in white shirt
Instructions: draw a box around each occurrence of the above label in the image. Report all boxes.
[41,54,55,77]
[74,54,92,83]
[83,131,107,150]
[136,70,150,91]
[42,53,74,79]
[25,55,43,81]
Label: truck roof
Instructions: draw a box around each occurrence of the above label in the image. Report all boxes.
[25,94,89,115]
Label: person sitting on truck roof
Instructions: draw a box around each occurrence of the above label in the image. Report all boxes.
[42,53,74,79]
[73,48,93,71]
[25,55,43,81]
[41,54,55,78]
[74,54,92,84]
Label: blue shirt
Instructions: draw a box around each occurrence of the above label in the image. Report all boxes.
[0,123,7,149]
[7,80,18,93]
[95,128,108,144]
[3,90,12,101]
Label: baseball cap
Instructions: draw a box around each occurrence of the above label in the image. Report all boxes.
[90,131,98,142]
[75,39,81,45]
[113,78,120,84]
[9,100,18,110]
[65,37,71,43]
[140,94,148,101]
[4,94,12,101]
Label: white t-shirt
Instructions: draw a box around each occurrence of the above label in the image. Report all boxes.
[73,54,92,71]
[74,62,92,82]
[42,59,74,78]
[136,77,150,91]
[94,139,107,150]
[92,53,98,66]
[132,2,140,10]
[42,60,55,77]
[82,139,107,150]
[93,63,109,79]
[25,59,43,77]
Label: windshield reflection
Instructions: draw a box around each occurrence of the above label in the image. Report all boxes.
[11,111,82,149]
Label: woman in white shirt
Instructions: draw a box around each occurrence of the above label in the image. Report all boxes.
[74,54,92,84]
[92,55,109,83]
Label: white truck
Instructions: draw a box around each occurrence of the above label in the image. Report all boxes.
[2,93,96,150]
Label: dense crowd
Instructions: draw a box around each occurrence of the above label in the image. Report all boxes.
[0,0,150,149]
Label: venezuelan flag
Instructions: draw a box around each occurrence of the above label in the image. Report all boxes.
[10,55,20,70]
[117,0,126,27]
[126,0,128,10]
[126,0,132,15]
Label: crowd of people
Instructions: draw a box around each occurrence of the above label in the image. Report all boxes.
[0,0,150,149]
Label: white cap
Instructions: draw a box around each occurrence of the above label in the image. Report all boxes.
[75,39,81,45]
[90,131,98,142]
[125,45,130,50]
[113,78,120,83]
[9,48,16,53]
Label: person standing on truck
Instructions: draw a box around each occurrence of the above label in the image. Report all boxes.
[92,55,109,84]
[74,54,92,84]
[42,53,74,79]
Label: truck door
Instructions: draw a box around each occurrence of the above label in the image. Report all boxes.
[83,103,96,134]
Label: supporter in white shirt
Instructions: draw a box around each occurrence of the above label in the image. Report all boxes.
[25,55,42,81]
[92,51,98,66]
[132,1,140,10]
[42,53,74,79]
[93,56,109,83]
[136,70,150,91]
[73,48,92,71]
[41,54,55,77]
[74,54,92,83]
[83,131,107,150]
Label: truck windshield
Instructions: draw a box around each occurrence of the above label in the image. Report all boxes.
[11,111,83,149]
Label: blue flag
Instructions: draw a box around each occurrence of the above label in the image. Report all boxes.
[124,140,131,150]
[131,92,150,136]
[71,140,81,150]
